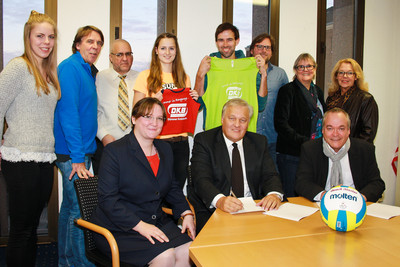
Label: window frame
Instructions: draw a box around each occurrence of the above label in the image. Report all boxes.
[316,0,365,91]
[110,0,177,49]
[223,0,281,66]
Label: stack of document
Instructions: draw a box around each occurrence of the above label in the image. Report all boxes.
[230,197,264,214]
[264,203,319,221]
[229,198,319,222]
[366,203,400,219]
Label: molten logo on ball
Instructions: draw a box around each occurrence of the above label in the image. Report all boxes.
[320,186,366,232]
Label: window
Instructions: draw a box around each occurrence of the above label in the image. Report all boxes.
[224,0,281,65]
[316,0,365,94]
[111,0,176,72]
[2,0,45,67]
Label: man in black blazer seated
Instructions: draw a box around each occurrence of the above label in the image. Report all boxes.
[295,108,385,202]
[188,98,284,233]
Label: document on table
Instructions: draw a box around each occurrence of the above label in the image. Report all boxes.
[230,197,264,214]
[263,202,319,221]
[366,203,400,219]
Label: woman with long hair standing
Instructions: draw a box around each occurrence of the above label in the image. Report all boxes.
[133,33,198,190]
[326,58,378,143]
[0,11,60,266]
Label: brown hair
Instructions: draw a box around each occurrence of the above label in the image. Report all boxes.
[250,33,275,53]
[131,97,167,121]
[147,33,187,95]
[22,10,60,98]
[72,25,104,54]
[328,58,368,96]
[215,22,240,41]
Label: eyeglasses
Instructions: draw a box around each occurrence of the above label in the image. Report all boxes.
[111,52,133,58]
[142,115,165,123]
[255,44,272,51]
[337,71,355,77]
[296,64,315,71]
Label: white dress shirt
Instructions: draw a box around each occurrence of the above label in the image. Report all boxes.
[211,134,283,208]
[96,68,139,141]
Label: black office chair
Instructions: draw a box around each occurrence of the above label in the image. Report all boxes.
[186,165,211,234]
[74,176,133,267]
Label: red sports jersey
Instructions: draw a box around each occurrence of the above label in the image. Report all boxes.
[160,88,200,135]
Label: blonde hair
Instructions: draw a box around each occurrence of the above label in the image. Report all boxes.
[328,58,368,96]
[22,10,60,98]
[292,53,317,81]
[147,33,187,95]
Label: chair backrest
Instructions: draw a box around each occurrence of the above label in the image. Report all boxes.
[74,176,99,251]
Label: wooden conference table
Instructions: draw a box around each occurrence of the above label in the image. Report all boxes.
[189,197,400,267]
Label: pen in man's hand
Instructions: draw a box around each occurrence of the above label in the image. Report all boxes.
[230,189,238,198]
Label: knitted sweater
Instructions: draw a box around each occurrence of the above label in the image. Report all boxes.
[0,57,58,162]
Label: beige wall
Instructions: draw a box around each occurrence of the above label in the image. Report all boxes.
[279,0,318,79]
[57,0,110,71]
[364,0,400,204]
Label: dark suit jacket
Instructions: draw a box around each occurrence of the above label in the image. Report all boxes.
[91,131,189,232]
[274,80,326,156]
[295,137,385,202]
[188,126,283,231]
[326,87,379,143]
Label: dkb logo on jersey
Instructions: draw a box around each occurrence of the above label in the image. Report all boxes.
[226,87,242,99]
[168,103,188,118]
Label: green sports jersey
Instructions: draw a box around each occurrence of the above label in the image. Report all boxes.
[202,57,259,132]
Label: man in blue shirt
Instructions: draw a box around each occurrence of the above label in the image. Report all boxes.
[250,33,289,166]
[194,23,268,128]
[54,25,104,267]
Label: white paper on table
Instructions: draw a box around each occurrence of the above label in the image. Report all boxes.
[230,197,264,214]
[263,202,319,221]
[366,203,400,219]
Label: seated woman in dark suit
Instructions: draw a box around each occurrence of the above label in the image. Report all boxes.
[91,97,195,267]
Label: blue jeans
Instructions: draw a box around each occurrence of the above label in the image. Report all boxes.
[276,153,299,197]
[56,157,95,267]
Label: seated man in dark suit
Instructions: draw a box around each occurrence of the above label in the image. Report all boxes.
[295,108,385,202]
[188,98,284,233]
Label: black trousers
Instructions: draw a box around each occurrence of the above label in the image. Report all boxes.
[165,139,189,190]
[2,160,54,267]
[92,137,104,175]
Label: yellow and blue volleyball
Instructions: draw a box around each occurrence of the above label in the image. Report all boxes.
[320,186,366,232]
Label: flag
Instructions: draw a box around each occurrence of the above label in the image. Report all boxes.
[392,146,398,175]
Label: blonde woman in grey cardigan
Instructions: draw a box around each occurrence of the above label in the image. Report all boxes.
[0,11,60,267]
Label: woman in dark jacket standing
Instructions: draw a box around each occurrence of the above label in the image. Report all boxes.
[274,53,326,197]
[326,58,378,143]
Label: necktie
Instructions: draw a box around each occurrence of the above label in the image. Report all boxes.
[231,143,244,197]
[118,75,130,131]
